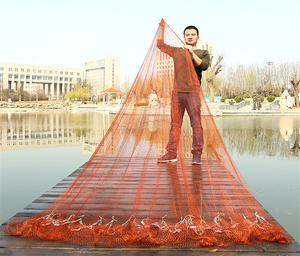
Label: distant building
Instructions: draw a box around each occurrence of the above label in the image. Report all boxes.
[197,40,215,65]
[84,56,120,98]
[0,62,83,99]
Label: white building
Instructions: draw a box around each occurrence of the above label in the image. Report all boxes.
[197,40,215,65]
[0,62,83,99]
[84,56,120,97]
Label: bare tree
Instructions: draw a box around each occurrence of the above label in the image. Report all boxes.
[121,75,132,93]
[290,62,300,107]
[220,65,235,98]
[233,64,245,96]
[278,62,290,93]
[290,74,300,107]
[243,66,257,96]
[206,55,223,102]
[214,61,300,101]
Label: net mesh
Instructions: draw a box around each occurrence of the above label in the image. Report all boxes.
[5,19,291,247]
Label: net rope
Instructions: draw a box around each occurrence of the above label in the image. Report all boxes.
[5,19,291,247]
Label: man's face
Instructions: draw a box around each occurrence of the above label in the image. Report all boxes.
[184,29,199,46]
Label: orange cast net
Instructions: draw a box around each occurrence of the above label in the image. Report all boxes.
[5,19,291,247]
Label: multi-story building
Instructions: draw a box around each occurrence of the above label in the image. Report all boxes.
[197,40,215,64]
[0,62,83,99]
[84,56,120,98]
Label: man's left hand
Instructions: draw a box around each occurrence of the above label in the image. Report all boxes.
[184,45,194,53]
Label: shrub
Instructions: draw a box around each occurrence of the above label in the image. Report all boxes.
[240,93,250,99]
[221,98,226,102]
[226,95,235,99]
[234,96,242,103]
[258,95,265,102]
[266,95,276,102]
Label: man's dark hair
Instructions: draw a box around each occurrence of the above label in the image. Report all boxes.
[184,25,199,36]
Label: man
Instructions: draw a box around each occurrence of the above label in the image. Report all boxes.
[157,19,210,164]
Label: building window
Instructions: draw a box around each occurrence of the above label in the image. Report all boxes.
[38,70,42,73]
[54,77,58,81]
[77,72,80,76]
[15,68,18,72]
[14,75,18,79]
[20,75,25,79]
[0,67,4,71]
[27,69,30,72]
[70,72,73,75]
[9,68,12,71]
[32,76,36,80]
[48,77,52,81]
[43,77,47,80]
[65,71,68,75]
[33,69,36,73]
[60,71,63,75]
[49,71,52,74]
[37,76,42,80]
[70,78,73,82]
[65,77,68,81]
[26,76,30,80]
[60,77,63,81]
[85,61,93,68]
[44,70,47,74]
[55,71,58,74]
[21,68,24,72]
[9,74,12,78]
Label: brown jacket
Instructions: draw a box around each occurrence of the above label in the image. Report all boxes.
[157,39,210,92]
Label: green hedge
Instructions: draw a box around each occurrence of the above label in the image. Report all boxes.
[234,96,242,103]
[266,95,276,102]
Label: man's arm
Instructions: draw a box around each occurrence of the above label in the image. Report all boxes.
[157,19,173,56]
[157,18,165,43]
[185,45,203,66]
[196,50,210,71]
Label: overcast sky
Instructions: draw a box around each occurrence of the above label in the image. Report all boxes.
[0,0,299,82]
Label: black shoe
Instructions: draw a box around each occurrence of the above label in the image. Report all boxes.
[157,153,177,163]
[192,154,201,165]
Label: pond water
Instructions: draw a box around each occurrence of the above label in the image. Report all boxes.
[0,111,299,243]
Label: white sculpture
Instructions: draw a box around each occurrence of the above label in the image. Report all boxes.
[280,90,294,109]
[148,93,158,106]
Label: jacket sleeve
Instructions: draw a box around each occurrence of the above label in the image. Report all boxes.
[197,50,210,71]
[156,20,174,57]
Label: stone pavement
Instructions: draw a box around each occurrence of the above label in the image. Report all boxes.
[207,102,300,116]
[1,101,299,116]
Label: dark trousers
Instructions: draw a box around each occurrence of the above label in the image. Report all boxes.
[166,92,203,156]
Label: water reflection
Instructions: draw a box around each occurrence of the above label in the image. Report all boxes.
[0,111,115,154]
[214,116,300,158]
[1,113,298,158]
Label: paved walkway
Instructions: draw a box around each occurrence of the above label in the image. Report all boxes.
[207,103,300,116]
[1,101,300,116]
[2,162,299,255]
[75,102,300,116]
